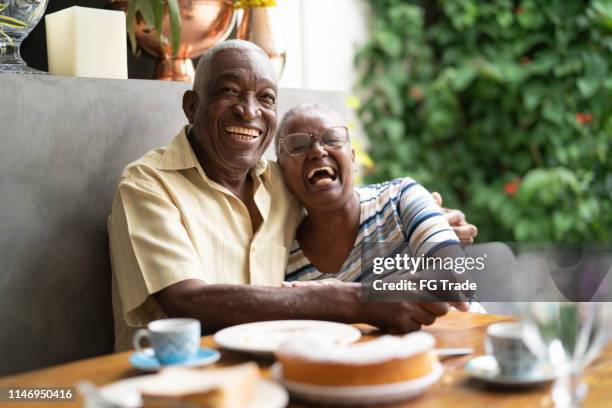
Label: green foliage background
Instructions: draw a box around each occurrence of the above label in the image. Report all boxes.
[355,0,612,242]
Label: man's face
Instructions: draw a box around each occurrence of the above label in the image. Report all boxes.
[187,48,278,174]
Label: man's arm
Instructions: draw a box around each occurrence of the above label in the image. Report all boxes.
[155,279,451,334]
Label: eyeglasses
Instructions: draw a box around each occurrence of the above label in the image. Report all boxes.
[280,126,349,156]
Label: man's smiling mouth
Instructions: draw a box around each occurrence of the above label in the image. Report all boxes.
[224,125,262,141]
[307,165,337,187]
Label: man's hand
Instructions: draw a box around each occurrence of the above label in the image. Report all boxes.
[282,278,468,333]
[431,192,478,243]
[361,301,450,332]
[285,281,454,332]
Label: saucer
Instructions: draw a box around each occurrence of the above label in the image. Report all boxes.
[129,347,220,372]
[464,355,558,386]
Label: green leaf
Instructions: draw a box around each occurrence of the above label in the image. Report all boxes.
[591,0,612,30]
[375,77,403,115]
[542,100,565,125]
[166,0,182,56]
[582,51,608,77]
[523,85,546,111]
[135,0,155,28]
[382,119,405,143]
[374,30,402,58]
[451,64,478,91]
[126,0,138,55]
[479,62,503,82]
[0,15,27,28]
[577,77,601,98]
[154,0,164,39]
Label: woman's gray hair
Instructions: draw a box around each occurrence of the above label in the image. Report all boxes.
[193,39,270,94]
[275,103,346,155]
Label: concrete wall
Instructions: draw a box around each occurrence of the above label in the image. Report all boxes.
[0,74,347,375]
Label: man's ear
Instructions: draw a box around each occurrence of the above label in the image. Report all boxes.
[182,90,198,124]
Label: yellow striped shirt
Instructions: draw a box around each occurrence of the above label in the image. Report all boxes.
[108,126,301,351]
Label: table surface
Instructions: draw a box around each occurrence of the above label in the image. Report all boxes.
[1,311,611,408]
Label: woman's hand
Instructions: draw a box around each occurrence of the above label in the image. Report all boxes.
[431,192,478,243]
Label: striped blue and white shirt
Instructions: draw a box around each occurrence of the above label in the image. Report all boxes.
[285,177,460,282]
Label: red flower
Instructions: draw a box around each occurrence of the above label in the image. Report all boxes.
[504,178,521,196]
[515,6,524,15]
[576,112,593,125]
[520,56,532,65]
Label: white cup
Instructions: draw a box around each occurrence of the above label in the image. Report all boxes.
[485,322,538,376]
[133,318,201,365]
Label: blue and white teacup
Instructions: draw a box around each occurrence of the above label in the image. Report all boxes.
[485,322,538,376]
[133,318,201,365]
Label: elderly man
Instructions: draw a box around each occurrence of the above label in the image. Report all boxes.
[109,40,476,351]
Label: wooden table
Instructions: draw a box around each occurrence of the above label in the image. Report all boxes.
[1,311,611,408]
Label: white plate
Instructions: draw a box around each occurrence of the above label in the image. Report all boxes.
[272,362,443,406]
[464,355,559,386]
[84,376,288,408]
[213,320,362,356]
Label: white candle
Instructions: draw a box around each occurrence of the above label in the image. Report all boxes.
[45,6,127,79]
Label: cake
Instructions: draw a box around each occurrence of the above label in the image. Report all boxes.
[139,362,259,408]
[275,332,437,386]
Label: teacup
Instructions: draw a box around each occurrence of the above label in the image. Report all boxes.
[133,318,201,365]
[485,322,538,376]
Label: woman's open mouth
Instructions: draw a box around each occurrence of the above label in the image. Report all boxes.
[307,165,338,187]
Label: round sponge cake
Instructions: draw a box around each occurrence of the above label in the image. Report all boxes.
[276,332,437,386]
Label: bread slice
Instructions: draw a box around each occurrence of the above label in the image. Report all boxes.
[139,362,259,408]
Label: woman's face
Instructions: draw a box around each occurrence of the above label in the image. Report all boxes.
[278,109,355,212]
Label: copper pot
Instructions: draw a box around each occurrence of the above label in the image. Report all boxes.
[237,6,286,80]
[109,0,236,82]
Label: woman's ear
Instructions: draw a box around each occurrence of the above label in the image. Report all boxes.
[277,149,287,167]
[182,90,198,124]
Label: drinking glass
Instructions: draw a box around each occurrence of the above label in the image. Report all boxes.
[0,0,49,74]
[522,302,609,408]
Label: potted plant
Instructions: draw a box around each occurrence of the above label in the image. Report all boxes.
[123,0,181,56]
[109,0,235,81]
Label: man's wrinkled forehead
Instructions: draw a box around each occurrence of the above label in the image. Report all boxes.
[206,48,277,90]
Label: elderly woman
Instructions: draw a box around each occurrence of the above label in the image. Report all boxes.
[276,104,476,298]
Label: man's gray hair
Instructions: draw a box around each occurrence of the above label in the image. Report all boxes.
[193,39,271,94]
[275,103,347,155]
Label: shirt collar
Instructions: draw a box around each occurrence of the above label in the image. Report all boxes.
[253,157,273,186]
[156,126,200,171]
[157,125,274,186]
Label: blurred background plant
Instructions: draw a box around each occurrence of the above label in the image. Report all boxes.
[355,0,612,242]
